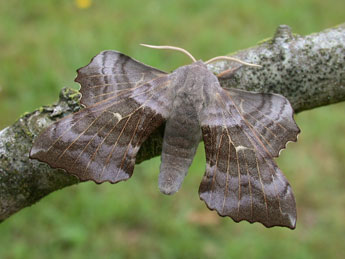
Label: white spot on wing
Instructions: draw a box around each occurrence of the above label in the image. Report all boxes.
[113,112,122,121]
[235,145,249,152]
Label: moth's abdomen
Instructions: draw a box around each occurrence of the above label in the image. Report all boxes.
[159,90,202,195]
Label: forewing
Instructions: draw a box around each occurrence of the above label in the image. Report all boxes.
[30,75,173,183]
[75,50,167,106]
[199,87,298,229]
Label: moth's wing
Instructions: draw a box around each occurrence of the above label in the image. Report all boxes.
[225,88,300,157]
[199,87,299,229]
[75,50,167,106]
[30,75,173,183]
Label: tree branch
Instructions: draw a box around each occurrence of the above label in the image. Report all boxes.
[210,24,345,112]
[1,24,344,222]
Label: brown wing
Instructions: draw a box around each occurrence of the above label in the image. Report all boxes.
[75,50,167,106]
[199,87,299,229]
[30,74,173,183]
[224,88,300,157]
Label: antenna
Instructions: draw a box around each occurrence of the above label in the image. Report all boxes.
[140,44,197,62]
[205,56,262,67]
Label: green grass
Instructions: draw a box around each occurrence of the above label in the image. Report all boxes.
[0,1,345,258]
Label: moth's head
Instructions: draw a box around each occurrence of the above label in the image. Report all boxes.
[140,44,261,75]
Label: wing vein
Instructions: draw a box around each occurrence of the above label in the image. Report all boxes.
[115,113,142,180]
[254,153,269,221]
[83,116,128,176]
[238,97,288,132]
[218,92,270,220]
[100,116,131,179]
[244,111,278,139]
[48,77,170,154]
[236,140,241,218]
[89,76,170,101]
[217,101,236,216]
[82,72,145,78]
[229,92,287,219]
[209,130,224,205]
[221,131,231,214]
[71,115,118,168]
[98,83,168,180]
[242,150,253,221]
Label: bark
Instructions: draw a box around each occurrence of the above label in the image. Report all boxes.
[1,24,344,222]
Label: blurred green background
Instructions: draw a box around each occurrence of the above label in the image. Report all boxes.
[0,0,344,258]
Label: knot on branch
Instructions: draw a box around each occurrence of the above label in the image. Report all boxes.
[273,25,294,44]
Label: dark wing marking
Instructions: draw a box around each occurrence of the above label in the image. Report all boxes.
[199,87,298,229]
[75,50,167,106]
[224,88,300,157]
[30,75,173,183]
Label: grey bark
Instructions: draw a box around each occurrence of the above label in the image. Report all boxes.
[1,24,344,222]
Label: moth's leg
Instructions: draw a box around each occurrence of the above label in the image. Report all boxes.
[216,66,242,78]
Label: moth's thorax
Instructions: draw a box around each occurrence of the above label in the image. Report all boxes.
[167,60,219,124]
[171,60,217,96]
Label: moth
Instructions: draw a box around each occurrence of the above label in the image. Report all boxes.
[30,44,300,229]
